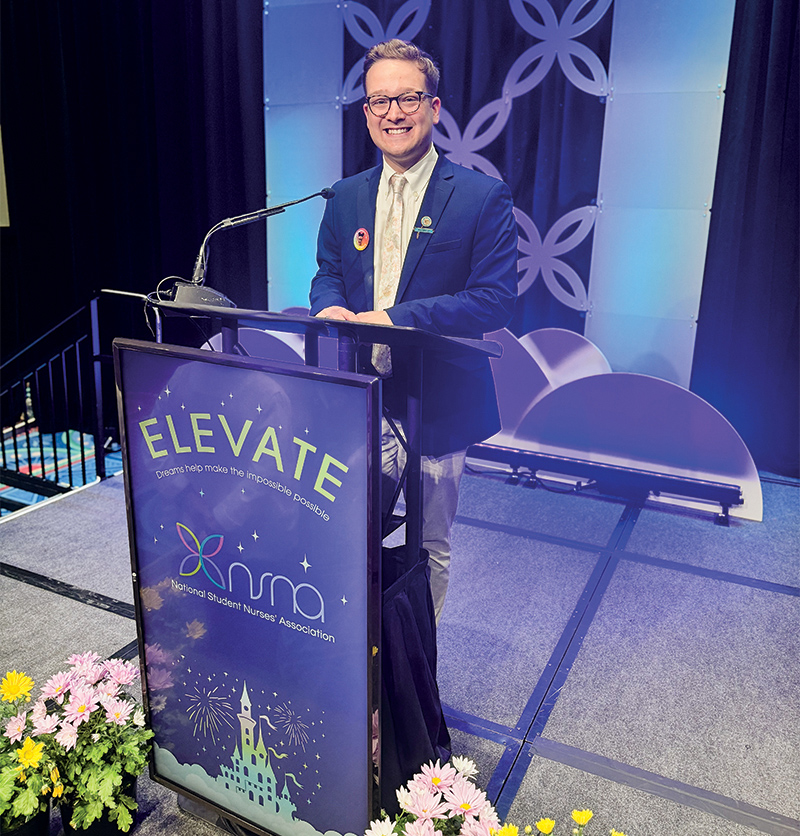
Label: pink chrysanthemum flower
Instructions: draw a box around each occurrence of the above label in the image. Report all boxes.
[477,801,501,831]
[443,775,487,818]
[32,712,60,736]
[4,712,27,743]
[104,659,138,686]
[55,722,78,751]
[461,817,494,836]
[64,686,98,726]
[66,651,101,668]
[96,678,121,701]
[41,671,73,704]
[104,698,134,726]
[412,759,458,793]
[79,662,107,685]
[405,787,449,821]
[30,700,47,723]
[404,818,436,836]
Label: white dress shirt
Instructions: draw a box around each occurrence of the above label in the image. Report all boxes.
[373,144,438,310]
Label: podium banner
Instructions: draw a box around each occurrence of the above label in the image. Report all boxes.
[114,339,381,836]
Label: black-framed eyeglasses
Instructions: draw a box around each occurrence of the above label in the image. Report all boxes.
[364,91,433,117]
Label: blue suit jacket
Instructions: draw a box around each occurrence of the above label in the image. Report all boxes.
[310,155,519,455]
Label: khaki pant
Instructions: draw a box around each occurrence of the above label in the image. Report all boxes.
[381,418,466,624]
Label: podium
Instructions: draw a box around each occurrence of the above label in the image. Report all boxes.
[114,302,501,834]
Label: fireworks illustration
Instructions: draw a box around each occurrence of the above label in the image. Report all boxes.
[186,685,235,744]
[273,703,310,751]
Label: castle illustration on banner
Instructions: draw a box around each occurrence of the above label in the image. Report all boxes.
[215,682,297,819]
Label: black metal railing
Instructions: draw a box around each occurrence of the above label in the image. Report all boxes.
[1,299,109,510]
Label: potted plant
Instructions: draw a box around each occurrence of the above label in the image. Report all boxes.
[32,653,154,833]
[0,670,63,835]
[367,758,628,836]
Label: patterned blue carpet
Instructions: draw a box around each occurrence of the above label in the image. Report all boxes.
[0,428,123,515]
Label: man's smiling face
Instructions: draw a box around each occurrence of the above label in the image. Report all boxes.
[363,58,441,173]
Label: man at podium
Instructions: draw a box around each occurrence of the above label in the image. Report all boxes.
[310,39,519,622]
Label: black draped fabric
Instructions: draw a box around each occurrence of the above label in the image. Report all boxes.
[0,0,266,369]
[691,0,799,478]
[380,546,450,814]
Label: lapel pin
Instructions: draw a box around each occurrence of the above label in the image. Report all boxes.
[353,228,370,251]
[414,216,435,239]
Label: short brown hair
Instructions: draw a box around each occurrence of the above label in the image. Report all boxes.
[363,39,440,95]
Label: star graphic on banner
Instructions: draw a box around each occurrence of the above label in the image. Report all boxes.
[341,595,348,605]
[300,556,311,573]
[199,489,205,498]
[220,400,225,407]
[237,543,244,553]
[256,405,263,413]
[304,427,309,435]
[137,405,142,411]
[165,386,171,396]
[252,531,259,542]
[229,393,233,399]
[181,403,186,410]
[154,536,158,544]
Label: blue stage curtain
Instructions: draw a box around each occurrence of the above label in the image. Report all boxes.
[0,0,266,367]
[690,0,799,478]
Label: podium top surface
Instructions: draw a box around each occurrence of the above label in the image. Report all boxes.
[154,300,502,360]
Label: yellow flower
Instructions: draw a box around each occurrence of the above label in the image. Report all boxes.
[536,820,556,834]
[572,810,593,826]
[525,828,533,835]
[50,767,60,783]
[1,671,34,702]
[16,737,45,770]
[498,826,519,836]
[53,783,64,798]
[610,831,627,836]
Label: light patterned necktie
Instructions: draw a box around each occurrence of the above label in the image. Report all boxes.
[372,173,407,375]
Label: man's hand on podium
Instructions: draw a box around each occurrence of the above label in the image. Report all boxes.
[355,310,392,326]
[315,307,393,326]
[315,306,358,321]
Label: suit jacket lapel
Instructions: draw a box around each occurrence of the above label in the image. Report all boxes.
[358,166,381,307]
[395,155,454,304]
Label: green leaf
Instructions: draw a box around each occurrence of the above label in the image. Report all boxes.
[11,786,38,818]
[0,769,17,804]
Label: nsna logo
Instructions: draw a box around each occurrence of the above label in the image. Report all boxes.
[174,522,325,622]
[177,522,225,589]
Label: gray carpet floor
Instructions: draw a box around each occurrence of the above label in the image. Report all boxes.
[1,469,798,836]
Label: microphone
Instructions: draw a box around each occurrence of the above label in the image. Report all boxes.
[190,187,335,286]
